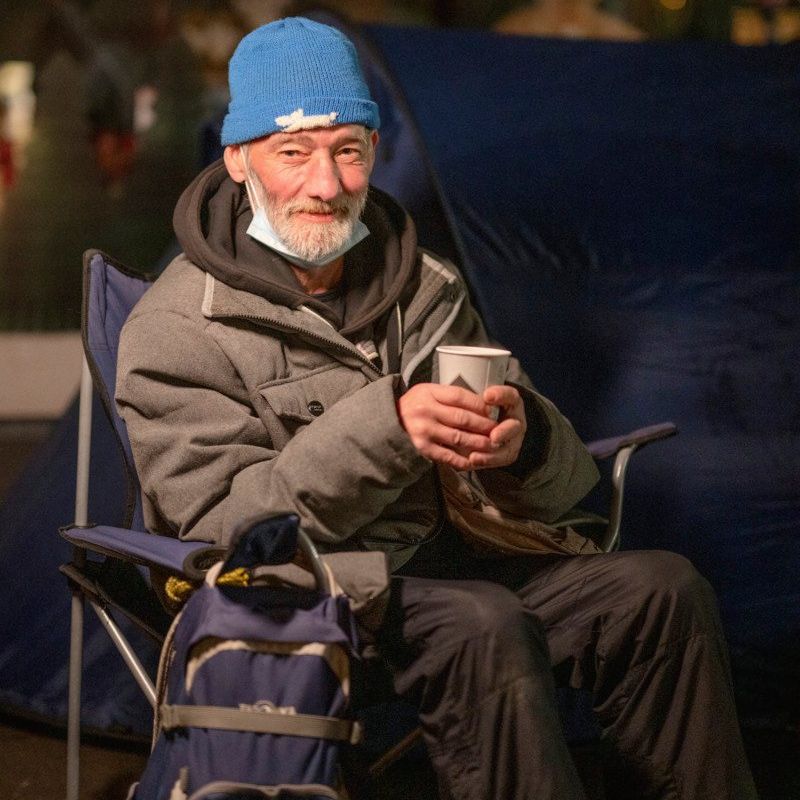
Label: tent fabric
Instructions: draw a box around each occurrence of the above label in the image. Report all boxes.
[363,25,800,730]
[0,395,157,734]
[0,23,797,735]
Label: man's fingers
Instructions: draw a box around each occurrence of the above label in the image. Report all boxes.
[468,440,518,469]
[483,384,520,409]
[489,418,523,447]
[397,382,526,471]
[435,404,496,435]
[397,382,510,469]
[430,423,494,454]
[432,383,492,415]
[424,443,474,471]
[468,450,507,469]
[403,418,494,455]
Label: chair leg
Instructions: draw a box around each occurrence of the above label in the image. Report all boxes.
[66,588,85,800]
[89,600,157,708]
[368,726,424,779]
[67,356,93,800]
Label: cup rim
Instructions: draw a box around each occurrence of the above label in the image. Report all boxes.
[435,345,511,357]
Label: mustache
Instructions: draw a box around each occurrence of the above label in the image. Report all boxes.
[282,197,359,217]
[289,204,345,217]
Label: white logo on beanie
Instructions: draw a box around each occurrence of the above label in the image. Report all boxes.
[275,108,339,132]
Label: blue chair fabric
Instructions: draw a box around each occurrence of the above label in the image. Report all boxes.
[81,250,156,532]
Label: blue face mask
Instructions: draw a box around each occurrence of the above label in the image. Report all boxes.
[244,180,369,270]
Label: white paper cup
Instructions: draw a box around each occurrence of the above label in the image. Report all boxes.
[436,345,511,419]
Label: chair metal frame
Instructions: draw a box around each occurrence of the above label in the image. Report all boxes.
[61,249,677,799]
[62,252,210,800]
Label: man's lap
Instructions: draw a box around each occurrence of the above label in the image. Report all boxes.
[384,535,718,690]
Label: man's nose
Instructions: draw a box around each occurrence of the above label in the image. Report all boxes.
[304,153,341,202]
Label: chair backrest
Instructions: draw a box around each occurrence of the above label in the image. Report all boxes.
[82,249,155,531]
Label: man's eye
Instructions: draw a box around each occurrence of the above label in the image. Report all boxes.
[280,149,304,158]
[337,147,362,160]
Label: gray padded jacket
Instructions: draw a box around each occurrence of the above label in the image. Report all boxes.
[116,168,599,571]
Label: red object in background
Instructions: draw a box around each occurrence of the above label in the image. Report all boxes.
[91,129,137,184]
[0,136,15,189]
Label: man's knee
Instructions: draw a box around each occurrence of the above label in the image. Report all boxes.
[625,550,710,593]
[621,550,720,629]
[403,579,550,669]
[443,581,544,638]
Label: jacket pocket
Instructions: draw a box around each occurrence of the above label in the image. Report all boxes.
[258,364,369,427]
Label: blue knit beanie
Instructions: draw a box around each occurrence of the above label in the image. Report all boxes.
[221,17,380,145]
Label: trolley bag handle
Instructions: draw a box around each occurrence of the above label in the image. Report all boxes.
[206,513,334,596]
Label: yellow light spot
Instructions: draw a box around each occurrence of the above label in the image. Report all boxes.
[660,0,687,10]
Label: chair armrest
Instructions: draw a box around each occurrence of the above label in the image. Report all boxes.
[584,422,678,552]
[60,524,219,576]
[585,422,678,461]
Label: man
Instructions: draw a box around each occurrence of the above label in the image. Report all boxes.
[116,17,757,800]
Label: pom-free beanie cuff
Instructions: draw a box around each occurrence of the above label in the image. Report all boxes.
[221,17,380,145]
[223,96,379,144]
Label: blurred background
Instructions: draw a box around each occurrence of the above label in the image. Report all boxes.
[0,2,798,798]
[1,0,798,328]
[0,1,798,413]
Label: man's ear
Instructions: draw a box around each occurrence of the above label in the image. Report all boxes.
[366,129,380,171]
[223,144,246,182]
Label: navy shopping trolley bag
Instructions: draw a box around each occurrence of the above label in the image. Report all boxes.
[130,514,362,800]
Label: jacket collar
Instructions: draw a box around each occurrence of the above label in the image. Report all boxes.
[200,270,378,371]
[200,249,464,380]
[202,250,459,334]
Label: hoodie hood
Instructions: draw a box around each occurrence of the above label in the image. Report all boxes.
[172,159,418,336]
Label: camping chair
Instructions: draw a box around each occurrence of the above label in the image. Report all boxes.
[60,249,676,800]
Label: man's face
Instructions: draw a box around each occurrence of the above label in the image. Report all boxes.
[230,124,378,263]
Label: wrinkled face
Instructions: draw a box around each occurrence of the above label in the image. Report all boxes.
[225,124,378,263]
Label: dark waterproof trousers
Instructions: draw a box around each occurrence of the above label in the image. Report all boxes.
[379,538,758,800]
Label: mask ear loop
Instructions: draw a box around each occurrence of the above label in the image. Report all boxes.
[243,176,261,213]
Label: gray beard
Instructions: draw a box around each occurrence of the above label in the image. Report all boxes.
[246,166,367,263]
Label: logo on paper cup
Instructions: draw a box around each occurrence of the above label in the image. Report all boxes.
[449,374,477,392]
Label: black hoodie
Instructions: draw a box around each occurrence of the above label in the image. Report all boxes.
[172,159,420,337]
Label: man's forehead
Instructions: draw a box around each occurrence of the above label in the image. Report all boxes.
[260,124,368,148]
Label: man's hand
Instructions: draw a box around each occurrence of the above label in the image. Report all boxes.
[397,383,526,471]
[468,384,526,470]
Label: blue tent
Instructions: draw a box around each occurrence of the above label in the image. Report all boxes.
[0,20,798,735]
[364,23,800,732]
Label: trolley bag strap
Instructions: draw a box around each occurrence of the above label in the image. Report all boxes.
[186,782,343,799]
[160,703,363,744]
